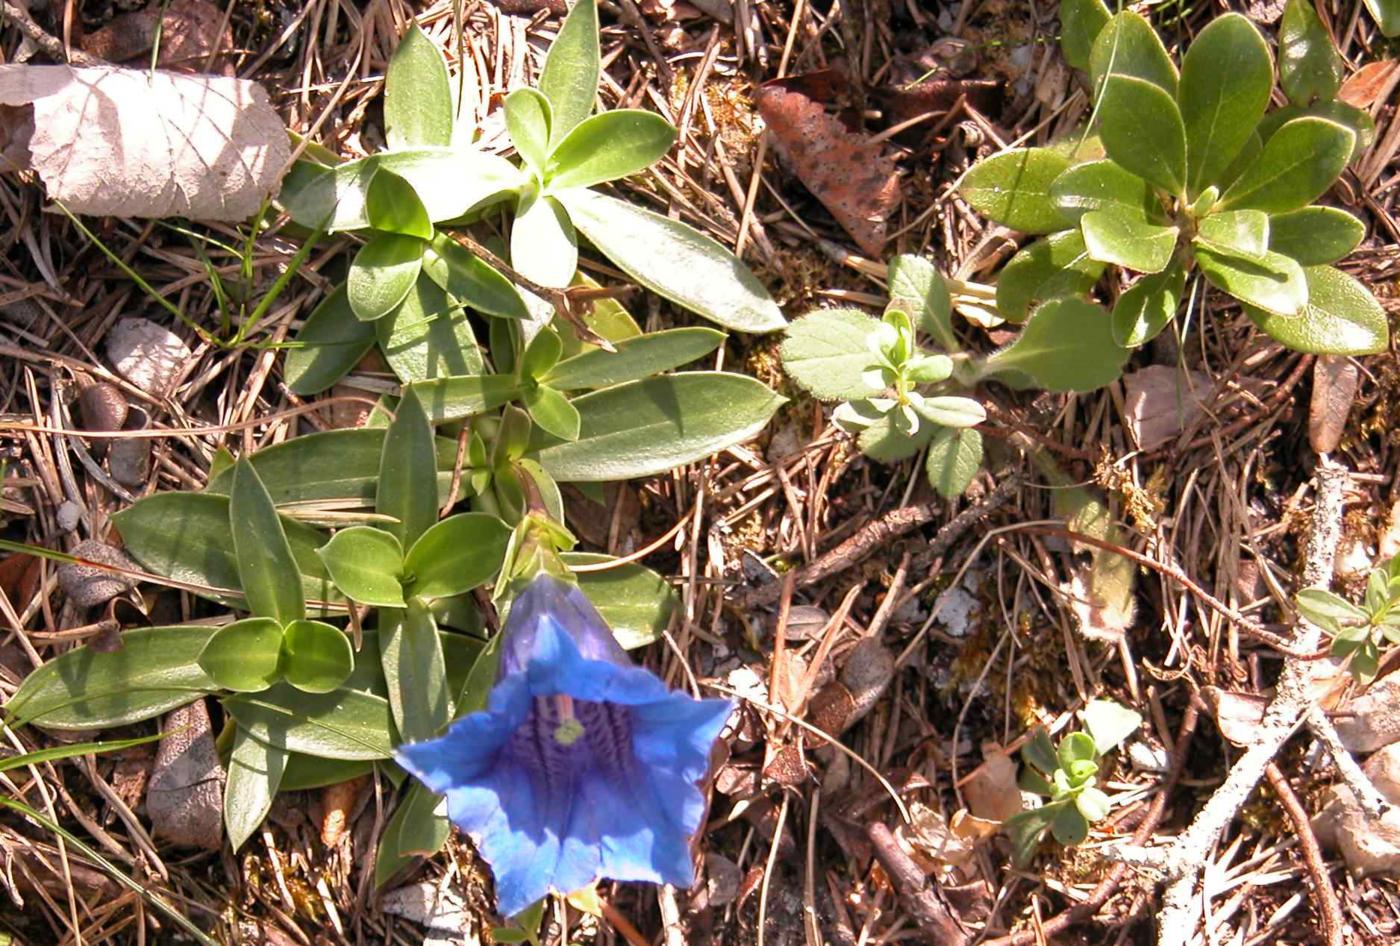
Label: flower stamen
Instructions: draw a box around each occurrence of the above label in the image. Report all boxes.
[552,694,585,746]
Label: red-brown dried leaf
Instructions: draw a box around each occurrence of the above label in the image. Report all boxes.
[756,78,901,257]
[1339,60,1400,108]
[81,0,234,74]
[1309,355,1358,455]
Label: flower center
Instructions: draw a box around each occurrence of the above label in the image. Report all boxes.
[552,694,585,745]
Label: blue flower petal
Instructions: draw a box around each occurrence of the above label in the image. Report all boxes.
[393,674,531,793]
[501,575,627,674]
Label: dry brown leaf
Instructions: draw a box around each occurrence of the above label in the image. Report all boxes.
[58,540,137,610]
[1202,687,1268,746]
[81,0,234,73]
[1339,60,1400,108]
[756,78,901,257]
[1309,355,1358,455]
[1122,365,1211,451]
[963,742,1022,823]
[147,700,224,850]
[320,775,369,846]
[0,64,288,221]
[903,802,976,870]
[106,318,193,398]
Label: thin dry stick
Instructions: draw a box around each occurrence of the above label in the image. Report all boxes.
[1264,762,1344,946]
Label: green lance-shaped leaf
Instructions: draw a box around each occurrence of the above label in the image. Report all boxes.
[505,88,553,172]
[380,600,452,744]
[5,626,218,729]
[1089,11,1178,97]
[982,298,1128,393]
[375,275,485,384]
[557,187,785,333]
[223,684,395,761]
[422,232,529,319]
[317,527,406,608]
[779,308,882,400]
[1295,586,1369,631]
[1268,206,1364,266]
[543,327,724,391]
[377,387,438,550]
[1080,208,1178,273]
[539,0,600,148]
[546,111,677,190]
[996,230,1104,323]
[231,458,306,625]
[886,254,954,348]
[1364,0,1400,36]
[1193,242,1308,316]
[511,190,578,289]
[404,513,511,599]
[531,372,784,481]
[1049,159,1154,223]
[1196,209,1270,258]
[1097,74,1186,196]
[285,286,377,396]
[1280,0,1343,106]
[1247,264,1388,356]
[348,233,424,322]
[926,427,983,499]
[1177,13,1273,196]
[375,785,450,888]
[1111,261,1185,347]
[225,726,287,852]
[519,326,564,381]
[958,147,1071,234]
[198,617,285,693]
[1059,0,1111,72]
[365,168,433,240]
[384,23,454,149]
[412,374,522,424]
[1219,117,1355,213]
[523,383,582,441]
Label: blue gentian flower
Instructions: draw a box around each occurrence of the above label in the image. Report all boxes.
[395,574,732,917]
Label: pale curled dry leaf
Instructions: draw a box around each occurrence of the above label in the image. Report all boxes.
[80,0,234,73]
[147,701,225,850]
[1122,365,1211,451]
[1334,676,1400,753]
[0,65,289,221]
[1309,355,1358,454]
[756,81,901,257]
[106,317,193,398]
[963,742,1022,823]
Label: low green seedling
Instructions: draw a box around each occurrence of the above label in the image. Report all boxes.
[779,255,1128,497]
[961,2,1388,357]
[1296,551,1400,682]
[1004,698,1141,865]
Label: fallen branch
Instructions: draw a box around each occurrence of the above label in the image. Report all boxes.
[1264,761,1344,946]
[1307,706,1389,820]
[866,822,968,946]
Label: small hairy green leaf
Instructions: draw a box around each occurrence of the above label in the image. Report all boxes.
[984,298,1128,392]
[1080,208,1178,273]
[1247,264,1388,355]
[925,427,983,498]
[779,309,882,400]
[348,233,423,322]
[384,23,454,149]
[958,148,1071,234]
[1219,117,1355,213]
[886,254,954,348]
[996,230,1105,323]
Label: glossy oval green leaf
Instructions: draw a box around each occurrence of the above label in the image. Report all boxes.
[564,553,677,649]
[404,512,511,599]
[283,149,524,232]
[1080,208,1178,273]
[1248,264,1388,355]
[1219,117,1354,213]
[1258,101,1375,165]
[375,275,485,384]
[1075,785,1112,823]
[375,785,449,888]
[280,620,354,694]
[1280,0,1342,106]
[558,188,785,333]
[198,617,285,692]
[224,683,394,761]
[1196,209,1269,257]
[546,110,677,190]
[996,230,1104,323]
[285,285,377,396]
[1268,206,1364,265]
[365,167,434,240]
[1060,0,1111,71]
[6,626,217,729]
[958,147,1071,234]
[114,492,340,612]
[231,459,306,625]
[539,0,600,147]
[523,384,581,441]
[348,233,424,322]
[533,372,783,481]
[1364,0,1400,35]
[317,526,405,607]
[377,387,438,550]
[380,601,451,743]
[1194,243,1308,316]
[519,327,563,380]
[1089,11,1178,97]
[1048,159,1153,223]
[225,726,287,851]
[412,374,522,424]
[925,427,983,498]
[1178,13,1272,195]
[384,23,454,149]
[544,327,724,391]
[511,191,578,289]
[779,309,881,399]
[422,232,529,319]
[983,298,1128,392]
[505,88,553,171]
[1111,263,1185,347]
[1098,74,1186,196]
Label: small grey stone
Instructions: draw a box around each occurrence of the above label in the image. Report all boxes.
[57,539,137,608]
[105,317,191,398]
[108,439,151,487]
[55,501,82,532]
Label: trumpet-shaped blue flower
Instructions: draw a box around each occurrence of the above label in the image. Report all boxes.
[395,574,732,917]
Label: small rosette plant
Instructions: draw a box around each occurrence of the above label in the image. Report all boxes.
[1004,699,1141,866]
[960,2,1388,356]
[1296,551,1400,682]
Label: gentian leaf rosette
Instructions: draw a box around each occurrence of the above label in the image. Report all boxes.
[395,574,733,916]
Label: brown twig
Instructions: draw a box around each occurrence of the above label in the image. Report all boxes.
[0,2,100,65]
[866,822,968,946]
[1264,761,1344,946]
